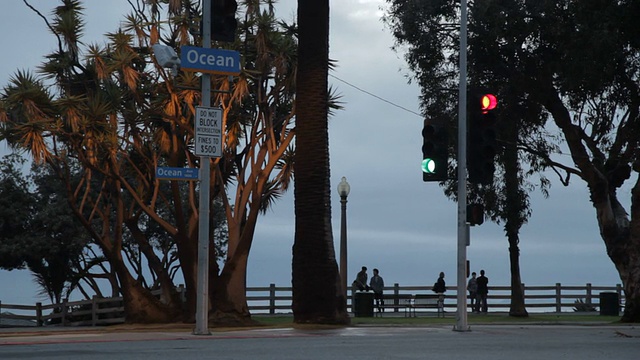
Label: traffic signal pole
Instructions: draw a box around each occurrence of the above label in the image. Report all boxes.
[194,0,212,335]
[454,0,470,332]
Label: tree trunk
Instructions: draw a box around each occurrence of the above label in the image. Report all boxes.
[209,194,262,326]
[209,249,254,326]
[507,242,527,316]
[103,245,179,323]
[539,80,639,322]
[602,194,640,322]
[292,0,349,325]
[502,104,528,317]
[175,230,199,322]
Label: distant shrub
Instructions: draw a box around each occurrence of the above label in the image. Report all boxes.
[573,298,597,312]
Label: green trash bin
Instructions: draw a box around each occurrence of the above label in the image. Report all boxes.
[599,292,619,316]
[353,291,374,317]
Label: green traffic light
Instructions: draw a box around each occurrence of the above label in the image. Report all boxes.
[422,158,437,174]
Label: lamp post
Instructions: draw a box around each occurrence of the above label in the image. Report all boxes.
[337,177,351,300]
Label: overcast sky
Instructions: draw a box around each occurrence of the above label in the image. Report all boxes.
[0,0,625,305]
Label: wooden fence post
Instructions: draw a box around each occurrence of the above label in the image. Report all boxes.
[62,298,69,326]
[555,283,562,313]
[586,283,592,307]
[269,283,276,315]
[393,283,400,313]
[36,302,43,327]
[92,296,98,326]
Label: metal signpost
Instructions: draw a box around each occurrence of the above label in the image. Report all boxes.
[194,0,213,336]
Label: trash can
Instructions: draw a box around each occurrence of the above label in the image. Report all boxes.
[599,292,619,316]
[353,291,374,317]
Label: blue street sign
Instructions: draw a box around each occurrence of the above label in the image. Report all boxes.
[156,167,199,181]
[180,46,241,75]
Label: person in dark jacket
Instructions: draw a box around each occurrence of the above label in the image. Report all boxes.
[467,272,478,311]
[475,269,489,313]
[432,272,446,293]
[370,268,385,312]
[352,266,369,291]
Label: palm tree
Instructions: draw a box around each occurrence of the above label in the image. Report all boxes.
[292,0,349,324]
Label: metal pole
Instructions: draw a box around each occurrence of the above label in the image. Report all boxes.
[194,0,212,336]
[340,194,348,301]
[454,0,470,332]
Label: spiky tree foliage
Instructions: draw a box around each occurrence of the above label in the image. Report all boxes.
[1,0,302,324]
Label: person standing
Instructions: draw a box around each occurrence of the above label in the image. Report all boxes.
[467,272,478,311]
[353,266,369,291]
[476,269,489,313]
[370,268,385,312]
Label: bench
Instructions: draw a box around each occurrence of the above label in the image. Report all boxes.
[374,294,413,317]
[409,294,445,318]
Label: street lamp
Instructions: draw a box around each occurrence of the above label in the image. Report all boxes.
[337,176,351,301]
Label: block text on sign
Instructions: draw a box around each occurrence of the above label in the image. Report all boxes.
[195,106,223,158]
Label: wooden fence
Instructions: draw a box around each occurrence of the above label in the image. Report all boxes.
[0,283,624,327]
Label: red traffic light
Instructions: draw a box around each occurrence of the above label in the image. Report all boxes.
[480,94,498,112]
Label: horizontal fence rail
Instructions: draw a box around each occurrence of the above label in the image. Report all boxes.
[0,283,624,327]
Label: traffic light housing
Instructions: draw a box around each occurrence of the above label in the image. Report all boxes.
[422,119,449,182]
[466,203,484,226]
[211,0,238,42]
[467,91,498,184]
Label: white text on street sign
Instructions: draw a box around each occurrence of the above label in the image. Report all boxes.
[156,167,199,181]
[180,46,241,75]
[195,106,223,158]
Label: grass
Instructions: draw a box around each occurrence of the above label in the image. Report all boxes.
[252,312,623,328]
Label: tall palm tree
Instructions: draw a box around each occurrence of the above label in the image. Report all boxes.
[292,0,349,324]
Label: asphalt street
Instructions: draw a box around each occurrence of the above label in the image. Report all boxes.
[0,324,639,359]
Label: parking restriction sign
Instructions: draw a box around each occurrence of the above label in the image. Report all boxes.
[194,106,222,157]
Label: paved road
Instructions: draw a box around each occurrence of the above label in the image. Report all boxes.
[1,325,639,359]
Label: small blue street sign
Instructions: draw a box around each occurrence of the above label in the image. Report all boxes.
[180,46,241,75]
[156,167,199,181]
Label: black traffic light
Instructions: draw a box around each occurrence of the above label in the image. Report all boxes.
[467,91,498,184]
[422,119,449,182]
[212,0,238,42]
[466,203,484,226]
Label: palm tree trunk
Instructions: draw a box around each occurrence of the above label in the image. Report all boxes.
[292,0,349,324]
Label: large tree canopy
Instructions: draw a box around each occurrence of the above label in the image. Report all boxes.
[385,0,640,322]
[0,0,301,325]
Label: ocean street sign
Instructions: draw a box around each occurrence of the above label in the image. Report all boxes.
[156,167,199,181]
[180,46,241,75]
[194,106,223,158]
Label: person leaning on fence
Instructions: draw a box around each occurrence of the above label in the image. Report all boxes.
[369,268,385,312]
[467,271,478,310]
[352,266,369,291]
[475,269,489,313]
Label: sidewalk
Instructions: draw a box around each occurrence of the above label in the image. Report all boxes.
[1,312,639,345]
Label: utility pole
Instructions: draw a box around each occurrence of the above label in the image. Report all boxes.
[454,0,470,332]
[194,0,212,336]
